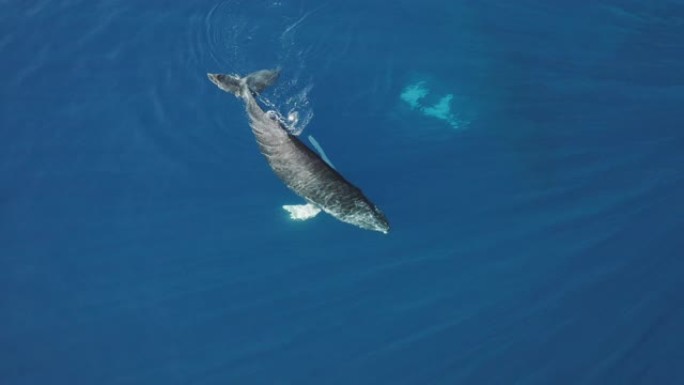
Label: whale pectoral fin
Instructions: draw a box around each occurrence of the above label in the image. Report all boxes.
[282,203,321,221]
[307,135,336,170]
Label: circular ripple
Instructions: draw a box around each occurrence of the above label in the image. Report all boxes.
[198,1,317,134]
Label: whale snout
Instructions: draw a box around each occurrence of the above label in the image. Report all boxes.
[364,207,390,234]
[373,215,390,235]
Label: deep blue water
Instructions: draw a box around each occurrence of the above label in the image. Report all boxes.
[2,1,684,384]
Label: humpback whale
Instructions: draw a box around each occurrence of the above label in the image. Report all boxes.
[208,69,390,234]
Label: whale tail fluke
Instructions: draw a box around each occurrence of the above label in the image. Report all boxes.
[207,69,280,97]
[245,69,280,94]
[207,73,242,96]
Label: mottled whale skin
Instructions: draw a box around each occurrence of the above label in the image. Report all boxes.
[208,70,390,234]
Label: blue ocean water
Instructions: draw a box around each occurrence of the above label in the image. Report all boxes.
[1,0,683,384]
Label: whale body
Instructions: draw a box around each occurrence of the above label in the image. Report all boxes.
[208,69,389,234]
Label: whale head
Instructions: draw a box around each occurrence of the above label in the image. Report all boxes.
[345,200,390,234]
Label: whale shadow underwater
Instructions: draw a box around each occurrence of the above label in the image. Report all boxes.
[208,69,390,234]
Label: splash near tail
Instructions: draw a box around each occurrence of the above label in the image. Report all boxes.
[207,69,280,97]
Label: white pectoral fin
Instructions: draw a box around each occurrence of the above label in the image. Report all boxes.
[282,203,321,221]
[308,135,336,170]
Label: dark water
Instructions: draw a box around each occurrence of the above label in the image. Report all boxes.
[2,1,683,384]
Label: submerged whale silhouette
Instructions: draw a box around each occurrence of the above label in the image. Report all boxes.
[208,69,389,234]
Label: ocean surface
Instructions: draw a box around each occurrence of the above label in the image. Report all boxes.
[2,1,683,384]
